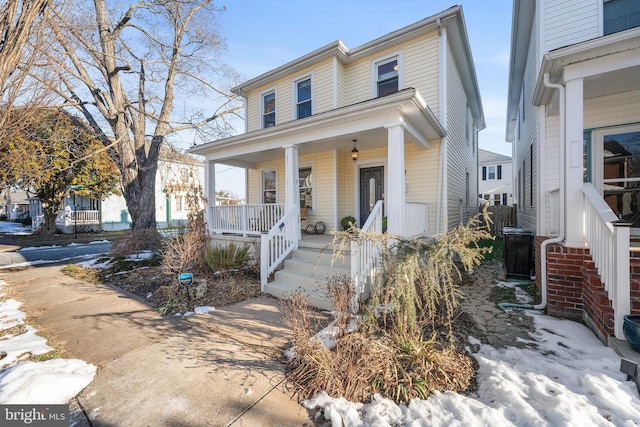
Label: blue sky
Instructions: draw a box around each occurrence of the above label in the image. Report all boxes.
[212,1,513,197]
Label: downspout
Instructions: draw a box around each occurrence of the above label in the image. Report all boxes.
[500,72,564,312]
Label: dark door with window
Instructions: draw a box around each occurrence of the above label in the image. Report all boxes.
[360,166,384,225]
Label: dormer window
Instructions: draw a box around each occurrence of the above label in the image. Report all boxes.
[262,90,276,128]
[376,56,399,97]
[296,77,312,119]
[604,0,640,35]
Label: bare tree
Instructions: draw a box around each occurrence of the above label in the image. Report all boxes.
[36,0,242,238]
[0,0,49,123]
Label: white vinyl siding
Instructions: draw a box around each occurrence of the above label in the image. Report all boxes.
[404,141,441,234]
[544,0,600,51]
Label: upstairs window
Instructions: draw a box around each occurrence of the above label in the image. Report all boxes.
[604,0,640,35]
[296,77,312,119]
[376,57,399,97]
[262,91,276,128]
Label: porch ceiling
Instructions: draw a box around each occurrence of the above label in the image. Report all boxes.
[190,89,446,168]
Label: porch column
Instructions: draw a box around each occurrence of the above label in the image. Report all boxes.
[284,144,301,240]
[564,78,584,247]
[386,122,406,236]
[204,161,216,231]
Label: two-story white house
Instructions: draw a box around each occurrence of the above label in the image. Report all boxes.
[191,6,485,309]
[479,149,513,206]
[507,0,640,344]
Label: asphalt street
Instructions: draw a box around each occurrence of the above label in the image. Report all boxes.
[0,239,111,268]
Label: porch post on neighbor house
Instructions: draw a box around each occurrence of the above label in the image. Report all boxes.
[613,220,632,340]
[284,144,301,240]
[563,77,584,247]
[386,122,406,236]
[204,161,216,232]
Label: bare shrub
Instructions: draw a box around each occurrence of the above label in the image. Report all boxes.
[283,210,491,404]
[109,228,162,256]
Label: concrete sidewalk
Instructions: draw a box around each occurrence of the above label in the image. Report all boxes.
[1,265,314,427]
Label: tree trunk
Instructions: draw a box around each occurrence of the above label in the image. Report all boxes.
[41,206,57,236]
[120,146,159,230]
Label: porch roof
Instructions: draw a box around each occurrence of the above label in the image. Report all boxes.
[533,28,640,111]
[189,89,446,168]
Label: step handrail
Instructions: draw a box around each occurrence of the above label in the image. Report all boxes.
[260,204,300,290]
[350,200,384,312]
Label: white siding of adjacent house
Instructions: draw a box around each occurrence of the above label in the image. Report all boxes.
[543,0,600,52]
[514,14,539,233]
[445,44,477,229]
[542,113,561,235]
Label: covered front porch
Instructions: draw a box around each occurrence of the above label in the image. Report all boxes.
[191,89,446,307]
[534,28,640,342]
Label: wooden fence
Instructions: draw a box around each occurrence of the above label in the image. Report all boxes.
[480,205,516,236]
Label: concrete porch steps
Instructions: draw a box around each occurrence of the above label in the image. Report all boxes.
[264,240,350,311]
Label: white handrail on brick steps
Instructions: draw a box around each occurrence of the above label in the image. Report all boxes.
[260,204,299,290]
[582,183,631,339]
[350,200,384,312]
[209,204,284,236]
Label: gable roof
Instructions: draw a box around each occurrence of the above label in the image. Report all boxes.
[479,149,512,164]
[231,5,485,129]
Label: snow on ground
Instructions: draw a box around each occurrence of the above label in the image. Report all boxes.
[0,221,31,235]
[303,312,640,426]
[0,280,96,404]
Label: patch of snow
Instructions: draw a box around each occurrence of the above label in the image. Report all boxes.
[194,306,214,314]
[0,284,96,404]
[0,359,96,404]
[302,312,640,426]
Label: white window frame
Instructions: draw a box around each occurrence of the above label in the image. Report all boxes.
[293,74,313,120]
[592,123,640,234]
[298,162,315,213]
[488,165,496,180]
[261,169,277,204]
[260,87,277,129]
[371,51,403,98]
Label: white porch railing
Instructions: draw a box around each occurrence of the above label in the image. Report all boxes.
[209,204,284,236]
[70,210,100,223]
[350,200,384,312]
[260,204,300,290]
[583,183,631,339]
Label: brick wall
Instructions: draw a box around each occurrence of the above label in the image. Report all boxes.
[535,237,619,343]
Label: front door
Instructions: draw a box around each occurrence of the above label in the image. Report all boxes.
[360,166,384,225]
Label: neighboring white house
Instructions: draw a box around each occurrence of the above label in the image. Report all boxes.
[1,188,30,221]
[27,147,204,234]
[478,149,513,206]
[507,0,640,343]
[190,6,485,309]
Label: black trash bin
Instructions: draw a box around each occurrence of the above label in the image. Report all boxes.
[503,227,534,279]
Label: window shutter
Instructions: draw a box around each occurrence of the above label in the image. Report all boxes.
[482,166,487,181]
[497,165,502,180]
